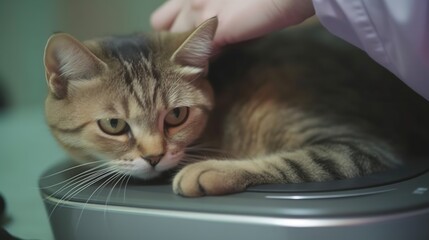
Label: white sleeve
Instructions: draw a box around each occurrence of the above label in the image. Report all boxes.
[312,0,429,101]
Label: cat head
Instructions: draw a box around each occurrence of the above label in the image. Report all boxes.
[44,18,218,179]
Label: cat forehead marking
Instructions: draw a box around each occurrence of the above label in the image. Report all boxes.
[101,34,151,62]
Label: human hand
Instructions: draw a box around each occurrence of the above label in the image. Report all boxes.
[151,0,315,51]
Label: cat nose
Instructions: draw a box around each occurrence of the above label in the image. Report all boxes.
[143,154,164,167]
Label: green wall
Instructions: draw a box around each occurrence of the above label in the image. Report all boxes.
[0,0,165,109]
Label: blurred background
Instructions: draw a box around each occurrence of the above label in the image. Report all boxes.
[0,1,164,239]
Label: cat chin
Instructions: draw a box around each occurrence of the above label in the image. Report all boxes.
[109,158,161,180]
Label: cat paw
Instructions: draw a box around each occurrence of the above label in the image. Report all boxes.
[172,160,250,197]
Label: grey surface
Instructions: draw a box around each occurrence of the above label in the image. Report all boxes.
[40,161,429,218]
[40,161,429,240]
[43,199,429,240]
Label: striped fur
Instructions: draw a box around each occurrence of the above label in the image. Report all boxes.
[44,19,429,197]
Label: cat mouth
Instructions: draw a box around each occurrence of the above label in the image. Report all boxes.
[109,151,185,180]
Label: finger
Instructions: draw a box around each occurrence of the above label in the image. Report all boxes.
[151,0,182,30]
[169,7,197,32]
[171,6,218,33]
[212,1,285,48]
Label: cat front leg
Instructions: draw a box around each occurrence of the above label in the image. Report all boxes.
[172,155,295,197]
[172,159,261,197]
[172,155,313,197]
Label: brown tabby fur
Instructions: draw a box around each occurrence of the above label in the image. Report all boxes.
[44,18,429,197]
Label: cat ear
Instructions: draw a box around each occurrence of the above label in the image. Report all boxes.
[170,17,218,75]
[44,33,107,99]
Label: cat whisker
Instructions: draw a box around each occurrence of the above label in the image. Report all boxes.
[41,160,106,179]
[105,169,127,204]
[123,173,132,203]
[186,146,224,152]
[183,153,208,159]
[185,146,232,158]
[180,156,205,165]
[116,172,129,201]
[45,167,104,202]
[43,163,113,201]
[103,172,125,221]
[41,162,111,190]
[103,172,130,235]
[48,169,111,218]
[75,169,121,232]
[113,169,132,202]
[173,157,208,173]
[48,166,117,219]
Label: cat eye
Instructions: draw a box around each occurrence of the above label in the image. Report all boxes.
[165,107,189,127]
[97,118,129,135]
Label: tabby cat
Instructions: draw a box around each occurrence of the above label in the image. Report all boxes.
[43,17,429,197]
